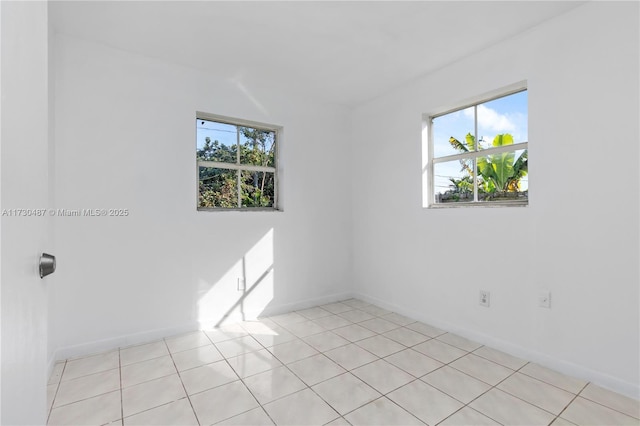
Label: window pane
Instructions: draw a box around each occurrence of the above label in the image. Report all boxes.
[477,149,528,202]
[239,127,276,167]
[196,119,238,164]
[477,91,528,148]
[432,107,476,158]
[199,167,238,208]
[240,170,275,208]
[434,159,474,203]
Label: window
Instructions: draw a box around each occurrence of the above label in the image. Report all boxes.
[426,87,528,207]
[197,113,279,210]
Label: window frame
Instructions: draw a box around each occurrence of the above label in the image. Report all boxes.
[196,112,281,211]
[425,84,528,208]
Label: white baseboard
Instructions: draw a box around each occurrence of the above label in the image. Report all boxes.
[258,292,354,318]
[52,322,200,362]
[353,292,640,401]
[48,291,354,365]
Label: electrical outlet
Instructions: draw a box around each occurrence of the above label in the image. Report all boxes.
[237,277,246,291]
[479,290,490,307]
[539,290,551,308]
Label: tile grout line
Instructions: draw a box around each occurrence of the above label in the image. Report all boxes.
[445,358,515,389]
[50,311,439,423]
[301,330,352,352]
[45,300,639,425]
[553,381,591,424]
[449,359,584,425]
[516,368,587,395]
[239,319,351,424]
[512,367,634,420]
[45,385,120,410]
[47,362,124,410]
[53,348,125,417]
[203,328,280,426]
[435,405,505,426]
[270,357,342,424]
[428,350,526,426]
[163,336,202,426]
[496,365,588,421]
[117,362,180,394]
[119,350,169,368]
[244,329,339,425]
[465,361,527,422]
[358,394,427,425]
[56,327,390,424]
[335,305,504,424]
[376,364,485,425]
[574,383,640,420]
[266,319,435,424]
[118,348,124,425]
[46,360,67,425]
[74,333,444,423]
[115,338,209,420]
[260,310,455,422]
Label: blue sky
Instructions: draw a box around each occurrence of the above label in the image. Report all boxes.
[197,91,526,195]
[431,90,528,195]
[196,119,276,164]
[196,119,238,162]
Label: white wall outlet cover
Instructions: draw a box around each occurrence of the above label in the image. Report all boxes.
[539,290,551,308]
[479,290,490,307]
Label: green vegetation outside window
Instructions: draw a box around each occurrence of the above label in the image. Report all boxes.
[428,88,528,206]
[197,114,279,210]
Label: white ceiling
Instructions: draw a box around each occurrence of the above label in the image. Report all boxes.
[50,1,584,107]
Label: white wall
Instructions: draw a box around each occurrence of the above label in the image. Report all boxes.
[51,35,353,358]
[1,1,51,423]
[351,2,639,398]
[50,0,639,400]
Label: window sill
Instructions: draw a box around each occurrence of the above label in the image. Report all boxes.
[197,207,282,212]
[426,200,528,209]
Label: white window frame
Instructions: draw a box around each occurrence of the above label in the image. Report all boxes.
[424,83,528,208]
[197,112,281,211]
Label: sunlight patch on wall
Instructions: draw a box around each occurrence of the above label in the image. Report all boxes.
[197,229,274,328]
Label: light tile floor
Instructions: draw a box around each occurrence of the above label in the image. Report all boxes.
[47,299,640,426]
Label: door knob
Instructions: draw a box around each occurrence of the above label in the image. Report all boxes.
[39,253,56,278]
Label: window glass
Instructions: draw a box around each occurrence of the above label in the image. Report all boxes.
[428,89,528,207]
[197,116,278,210]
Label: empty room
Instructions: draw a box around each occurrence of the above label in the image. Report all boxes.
[1,1,638,425]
